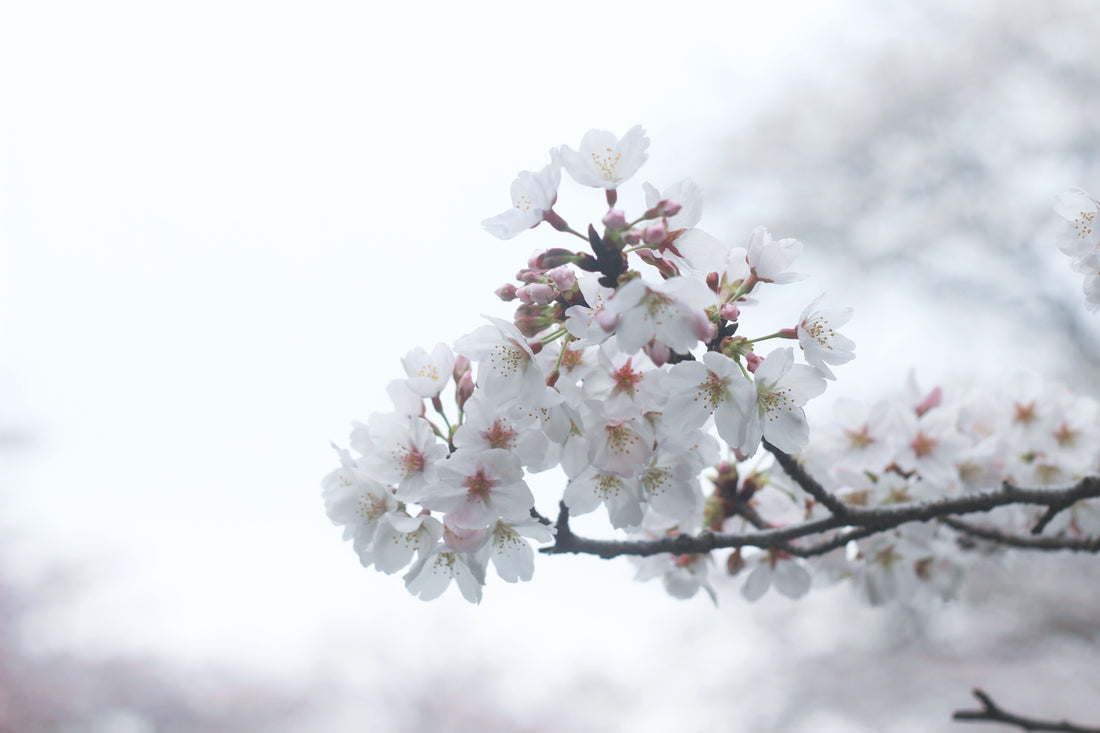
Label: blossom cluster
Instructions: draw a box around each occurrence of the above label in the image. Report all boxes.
[323,126,855,602]
[705,372,1100,606]
[323,127,1099,606]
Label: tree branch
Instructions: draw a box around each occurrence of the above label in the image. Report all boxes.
[941,517,1100,553]
[953,688,1100,732]
[542,473,1100,560]
[763,439,853,519]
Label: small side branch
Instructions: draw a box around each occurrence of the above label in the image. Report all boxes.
[942,517,1100,553]
[953,688,1100,732]
[763,440,853,519]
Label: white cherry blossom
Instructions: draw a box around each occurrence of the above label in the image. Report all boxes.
[455,316,547,404]
[606,276,716,354]
[744,225,806,284]
[729,348,826,456]
[404,545,485,603]
[401,343,456,397]
[425,448,534,529]
[477,518,555,583]
[796,297,855,379]
[482,151,562,240]
[559,125,649,189]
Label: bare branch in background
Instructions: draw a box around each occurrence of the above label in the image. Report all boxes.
[954,688,1100,732]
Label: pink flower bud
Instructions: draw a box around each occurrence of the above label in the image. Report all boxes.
[720,302,740,321]
[643,340,670,366]
[745,352,763,373]
[527,339,544,355]
[452,355,470,380]
[643,221,668,245]
[595,309,620,333]
[516,283,557,305]
[643,199,683,219]
[706,271,720,293]
[456,371,474,408]
[516,268,541,284]
[602,209,628,230]
[689,310,716,342]
[657,199,682,217]
[443,514,488,552]
[495,283,518,301]
[779,327,797,339]
[529,248,578,271]
[547,265,577,292]
[916,386,943,417]
[622,229,642,245]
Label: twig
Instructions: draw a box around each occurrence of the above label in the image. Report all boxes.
[941,517,1100,553]
[763,440,853,519]
[953,688,1100,732]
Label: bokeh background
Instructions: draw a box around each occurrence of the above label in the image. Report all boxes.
[3,1,1100,730]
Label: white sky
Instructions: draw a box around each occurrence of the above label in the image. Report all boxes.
[0,1,922,727]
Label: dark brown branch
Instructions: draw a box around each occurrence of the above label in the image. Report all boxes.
[542,475,1100,560]
[941,517,1100,553]
[1032,499,1074,535]
[953,688,1100,732]
[763,440,853,519]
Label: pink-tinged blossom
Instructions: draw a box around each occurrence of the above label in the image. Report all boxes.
[577,401,655,478]
[639,444,707,526]
[442,513,489,552]
[372,511,443,574]
[385,379,424,421]
[559,126,649,189]
[729,348,826,456]
[452,390,556,471]
[321,448,399,567]
[741,551,812,602]
[352,414,447,501]
[849,532,930,606]
[403,544,486,603]
[1054,189,1100,312]
[796,297,855,379]
[663,351,754,436]
[563,467,645,529]
[580,347,666,419]
[743,226,806,284]
[643,179,703,230]
[606,277,716,354]
[425,449,534,530]
[477,519,555,583]
[641,179,730,274]
[564,274,616,347]
[807,397,896,474]
[893,405,967,488]
[1055,188,1100,259]
[455,316,548,404]
[633,548,717,604]
[482,152,562,240]
[401,343,456,398]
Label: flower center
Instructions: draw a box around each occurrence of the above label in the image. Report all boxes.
[484,419,518,450]
[463,469,495,501]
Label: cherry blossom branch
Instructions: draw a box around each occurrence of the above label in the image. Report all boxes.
[762,439,853,519]
[541,475,1100,560]
[953,689,1100,732]
[941,517,1100,553]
